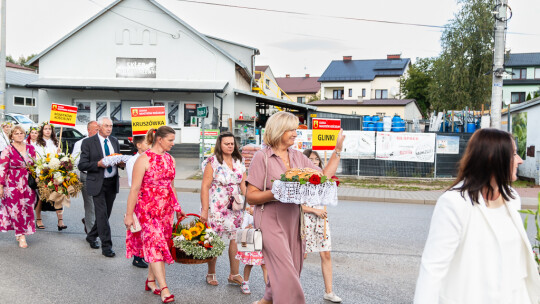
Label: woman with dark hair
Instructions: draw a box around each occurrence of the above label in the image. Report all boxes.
[125,126,184,303]
[34,122,65,230]
[200,131,246,286]
[414,128,540,304]
[301,149,341,303]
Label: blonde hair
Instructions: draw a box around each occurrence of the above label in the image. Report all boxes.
[263,112,299,147]
[9,125,25,141]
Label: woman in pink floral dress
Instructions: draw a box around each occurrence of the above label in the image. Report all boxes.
[201,131,246,287]
[125,126,183,304]
[0,126,37,248]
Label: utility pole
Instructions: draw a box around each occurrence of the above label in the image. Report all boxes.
[0,0,6,123]
[490,0,509,129]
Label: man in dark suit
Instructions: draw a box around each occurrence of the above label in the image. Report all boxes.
[78,117,122,258]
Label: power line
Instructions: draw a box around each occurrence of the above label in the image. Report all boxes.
[87,0,179,38]
[175,0,540,36]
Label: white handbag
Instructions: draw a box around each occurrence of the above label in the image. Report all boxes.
[235,150,267,252]
[125,213,142,233]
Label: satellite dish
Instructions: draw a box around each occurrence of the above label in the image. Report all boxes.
[390,87,398,97]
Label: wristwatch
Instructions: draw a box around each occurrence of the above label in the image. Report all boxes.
[335,150,341,158]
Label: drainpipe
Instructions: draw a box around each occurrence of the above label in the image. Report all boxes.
[215,93,224,129]
[250,52,256,90]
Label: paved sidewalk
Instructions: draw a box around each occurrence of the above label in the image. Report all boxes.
[118,157,539,209]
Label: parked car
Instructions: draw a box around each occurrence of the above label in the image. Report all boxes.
[5,113,36,131]
[55,127,85,154]
[111,120,136,155]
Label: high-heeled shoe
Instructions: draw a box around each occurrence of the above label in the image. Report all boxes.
[35,218,45,229]
[57,219,67,231]
[160,286,175,303]
[145,279,160,295]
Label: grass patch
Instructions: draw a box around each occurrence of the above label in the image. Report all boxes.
[338,177,453,191]
[188,171,203,180]
[513,179,537,188]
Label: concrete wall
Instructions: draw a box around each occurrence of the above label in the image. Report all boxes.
[5,85,39,121]
[503,84,540,103]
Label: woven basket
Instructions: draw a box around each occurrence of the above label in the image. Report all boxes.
[169,213,213,265]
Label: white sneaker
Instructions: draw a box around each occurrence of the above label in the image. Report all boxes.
[323,292,342,303]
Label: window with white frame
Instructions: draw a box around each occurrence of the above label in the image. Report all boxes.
[13,96,35,107]
[535,67,540,79]
[375,89,388,99]
[512,68,527,79]
[348,89,353,97]
[297,97,305,103]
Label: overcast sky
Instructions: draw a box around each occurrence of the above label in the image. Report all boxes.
[5,0,540,77]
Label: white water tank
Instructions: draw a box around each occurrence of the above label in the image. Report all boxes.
[383,116,392,132]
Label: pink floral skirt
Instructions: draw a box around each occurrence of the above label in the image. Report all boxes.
[235,251,265,266]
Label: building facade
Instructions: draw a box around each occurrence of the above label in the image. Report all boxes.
[308,99,422,121]
[318,54,410,102]
[275,74,320,104]
[5,62,39,122]
[503,52,540,104]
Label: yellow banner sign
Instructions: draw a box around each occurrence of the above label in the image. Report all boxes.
[50,103,78,127]
[312,118,341,150]
[131,106,166,136]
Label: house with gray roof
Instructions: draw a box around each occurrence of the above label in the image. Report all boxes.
[318,54,410,102]
[503,52,540,104]
[5,62,39,122]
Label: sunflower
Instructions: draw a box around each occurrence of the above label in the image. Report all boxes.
[196,222,205,231]
[181,229,192,241]
[189,226,201,238]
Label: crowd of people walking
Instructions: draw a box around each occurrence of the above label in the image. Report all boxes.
[1,111,539,304]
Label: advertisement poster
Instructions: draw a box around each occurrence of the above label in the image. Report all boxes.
[50,103,78,127]
[130,106,166,136]
[376,132,436,163]
[201,129,220,157]
[312,119,341,151]
[116,57,156,78]
[293,129,312,152]
[341,131,376,159]
[436,135,460,154]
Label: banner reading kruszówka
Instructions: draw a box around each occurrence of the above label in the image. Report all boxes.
[131,106,166,136]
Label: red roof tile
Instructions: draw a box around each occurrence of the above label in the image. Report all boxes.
[275,76,321,94]
[6,62,35,71]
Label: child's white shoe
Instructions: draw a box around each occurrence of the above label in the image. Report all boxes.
[241,281,251,294]
[323,292,342,303]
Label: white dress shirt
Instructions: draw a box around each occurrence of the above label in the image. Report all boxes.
[35,138,58,158]
[72,137,87,176]
[97,133,117,178]
[126,152,140,187]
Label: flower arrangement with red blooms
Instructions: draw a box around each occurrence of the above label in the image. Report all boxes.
[279,168,339,186]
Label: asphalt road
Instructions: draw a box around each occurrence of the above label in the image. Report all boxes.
[0,191,537,304]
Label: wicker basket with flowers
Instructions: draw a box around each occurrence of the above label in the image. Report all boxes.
[271,168,340,206]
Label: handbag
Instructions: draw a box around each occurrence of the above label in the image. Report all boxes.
[236,150,267,252]
[231,191,245,211]
[125,213,142,233]
[11,144,38,190]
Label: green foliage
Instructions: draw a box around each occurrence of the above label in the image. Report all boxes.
[400,57,435,117]
[512,112,527,159]
[534,90,540,99]
[5,53,38,69]
[517,192,540,267]
[429,0,495,111]
[526,92,532,101]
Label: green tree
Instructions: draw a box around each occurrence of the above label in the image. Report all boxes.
[526,92,532,101]
[6,55,16,64]
[429,0,495,111]
[400,57,434,117]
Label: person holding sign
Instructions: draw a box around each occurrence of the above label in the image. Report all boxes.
[245,112,345,304]
[78,117,122,258]
[34,122,65,231]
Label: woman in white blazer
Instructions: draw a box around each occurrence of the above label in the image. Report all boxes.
[415,128,540,304]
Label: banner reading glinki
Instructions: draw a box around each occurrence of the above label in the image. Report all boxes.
[131,106,166,136]
[50,103,78,126]
[312,118,341,151]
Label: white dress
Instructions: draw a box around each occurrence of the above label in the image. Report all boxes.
[35,138,58,158]
[303,205,331,252]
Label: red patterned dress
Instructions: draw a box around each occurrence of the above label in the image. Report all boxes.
[125,150,181,264]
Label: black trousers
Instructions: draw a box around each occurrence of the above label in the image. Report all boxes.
[87,177,117,252]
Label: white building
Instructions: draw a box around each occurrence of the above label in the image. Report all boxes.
[27,0,313,142]
[502,96,540,184]
[5,62,39,122]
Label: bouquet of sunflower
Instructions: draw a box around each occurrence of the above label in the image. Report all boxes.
[29,152,82,209]
[171,214,225,263]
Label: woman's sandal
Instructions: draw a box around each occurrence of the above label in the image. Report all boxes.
[57,218,67,231]
[228,274,243,285]
[35,218,45,229]
[206,273,218,286]
[160,286,175,303]
[16,236,28,248]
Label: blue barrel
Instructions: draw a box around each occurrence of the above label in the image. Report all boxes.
[364,115,372,122]
[372,115,380,122]
[367,122,375,131]
[392,115,401,123]
[466,122,476,133]
[376,122,384,131]
[393,121,406,132]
